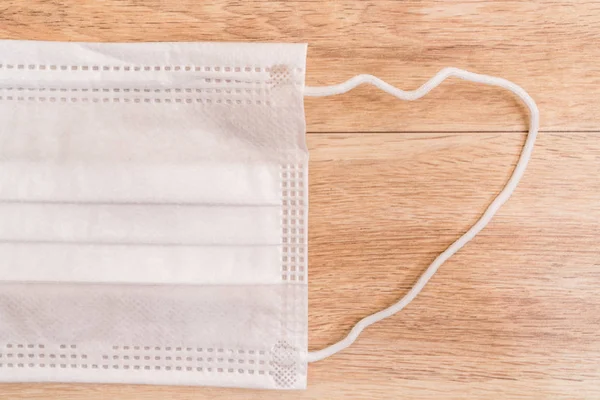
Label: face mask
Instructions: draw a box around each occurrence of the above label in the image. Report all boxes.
[0,40,538,390]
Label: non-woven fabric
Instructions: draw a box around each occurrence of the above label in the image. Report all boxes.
[0,41,309,389]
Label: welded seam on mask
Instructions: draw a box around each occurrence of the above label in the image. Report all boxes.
[0,343,273,375]
[0,240,283,248]
[0,64,304,73]
[0,87,268,94]
[0,96,274,105]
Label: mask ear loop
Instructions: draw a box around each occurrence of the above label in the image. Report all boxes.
[304,67,539,363]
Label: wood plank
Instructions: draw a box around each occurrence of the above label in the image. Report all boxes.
[1,1,599,131]
[306,132,600,398]
[1,132,598,398]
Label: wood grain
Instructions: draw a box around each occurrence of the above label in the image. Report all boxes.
[1,1,599,399]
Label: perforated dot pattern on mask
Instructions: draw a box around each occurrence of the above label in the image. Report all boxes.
[281,163,307,282]
[0,343,274,376]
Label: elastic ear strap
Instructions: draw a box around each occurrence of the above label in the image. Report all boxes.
[304,68,539,363]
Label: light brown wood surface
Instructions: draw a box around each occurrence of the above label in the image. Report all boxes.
[1,1,599,399]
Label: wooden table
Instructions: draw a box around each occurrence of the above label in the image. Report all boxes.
[1,1,599,399]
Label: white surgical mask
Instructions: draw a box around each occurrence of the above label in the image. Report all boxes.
[0,41,538,389]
